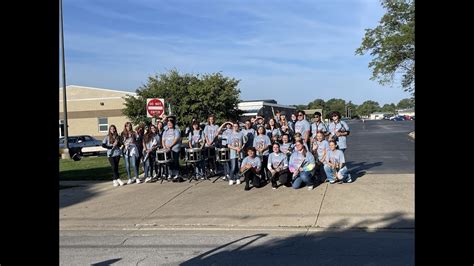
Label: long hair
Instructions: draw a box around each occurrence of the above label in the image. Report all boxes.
[108,125,119,144]
[121,122,135,138]
[295,139,307,157]
[144,125,156,143]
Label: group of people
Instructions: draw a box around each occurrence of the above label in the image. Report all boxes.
[102,110,352,191]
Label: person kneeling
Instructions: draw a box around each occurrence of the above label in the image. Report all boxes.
[240,147,262,191]
[289,140,316,190]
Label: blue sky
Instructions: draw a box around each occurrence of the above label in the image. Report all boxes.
[62,0,411,106]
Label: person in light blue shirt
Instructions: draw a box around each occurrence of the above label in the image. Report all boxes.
[294,110,311,145]
[266,118,281,144]
[323,140,352,183]
[203,115,220,174]
[154,121,166,179]
[279,134,293,161]
[311,131,330,183]
[143,125,158,183]
[162,119,181,180]
[310,111,328,145]
[289,140,316,190]
[102,125,124,187]
[240,147,262,191]
[253,125,272,177]
[221,123,233,147]
[241,120,256,157]
[187,121,205,179]
[327,111,350,153]
[227,121,244,185]
[267,143,289,189]
[120,122,140,184]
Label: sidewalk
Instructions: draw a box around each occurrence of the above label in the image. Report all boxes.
[60,173,414,231]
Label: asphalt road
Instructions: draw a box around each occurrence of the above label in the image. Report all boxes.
[60,229,414,266]
[345,119,414,175]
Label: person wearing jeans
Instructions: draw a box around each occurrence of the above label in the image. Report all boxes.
[227,121,244,185]
[102,125,124,187]
[289,140,316,190]
[323,140,352,183]
[121,122,140,184]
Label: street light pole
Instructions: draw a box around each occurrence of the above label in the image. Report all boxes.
[60,0,70,159]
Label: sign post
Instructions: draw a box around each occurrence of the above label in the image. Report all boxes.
[146,98,165,119]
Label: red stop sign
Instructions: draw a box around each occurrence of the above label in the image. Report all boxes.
[147,98,165,117]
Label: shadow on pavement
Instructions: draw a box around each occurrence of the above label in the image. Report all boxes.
[345,161,383,181]
[181,212,414,266]
[91,258,122,265]
[60,184,101,209]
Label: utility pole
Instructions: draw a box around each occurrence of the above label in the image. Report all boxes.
[60,0,70,159]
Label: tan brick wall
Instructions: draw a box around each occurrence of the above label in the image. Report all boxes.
[59,86,137,138]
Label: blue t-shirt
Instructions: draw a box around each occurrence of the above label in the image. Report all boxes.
[188,129,203,148]
[294,120,311,140]
[328,121,350,149]
[163,127,181,152]
[289,150,315,173]
[228,131,243,159]
[203,124,219,147]
[311,122,328,138]
[102,136,122,157]
[314,139,329,161]
[253,134,272,156]
[325,149,346,165]
[267,152,288,170]
[221,128,233,146]
[241,156,261,170]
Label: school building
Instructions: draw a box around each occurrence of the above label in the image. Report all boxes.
[59,85,136,139]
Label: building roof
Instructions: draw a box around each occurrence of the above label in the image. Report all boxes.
[59,85,137,101]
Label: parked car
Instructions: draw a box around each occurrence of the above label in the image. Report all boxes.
[390,116,405,121]
[59,135,106,160]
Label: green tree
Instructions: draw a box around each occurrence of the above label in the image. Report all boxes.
[325,98,346,119]
[381,103,397,114]
[123,70,241,129]
[396,98,414,109]
[356,100,381,117]
[307,99,326,110]
[292,104,308,111]
[356,0,414,95]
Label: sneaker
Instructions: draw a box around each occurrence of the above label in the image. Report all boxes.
[127,179,133,185]
[272,186,277,190]
[346,174,353,183]
[113,180,118,187]
[329,180,336,184]
[236,179,241,185]
[228,180,234,185]
[222,176,227,180]
[244,184,250,191]
[307,185,314,190]
[167,175,172,180]
[136,178,141,184]
[173,175,179,180]
[145,177,152,183]
[117,179,124,186]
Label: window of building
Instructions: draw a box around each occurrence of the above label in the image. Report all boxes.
[98,117,108,132]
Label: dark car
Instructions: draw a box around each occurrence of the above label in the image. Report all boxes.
[59,135,105,160]
[390,116,405,121]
